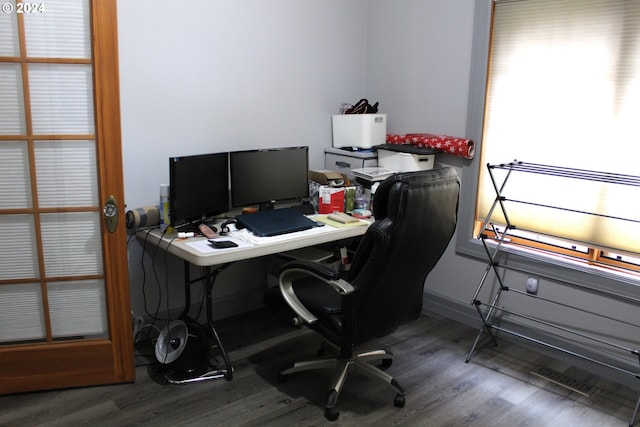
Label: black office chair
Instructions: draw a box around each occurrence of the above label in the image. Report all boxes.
[269,167,460,421]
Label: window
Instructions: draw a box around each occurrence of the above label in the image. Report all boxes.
[472,0,640,275]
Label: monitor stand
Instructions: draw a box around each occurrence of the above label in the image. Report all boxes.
[259,200,315,215]
[259,201,276,211]
[291,202,315,215]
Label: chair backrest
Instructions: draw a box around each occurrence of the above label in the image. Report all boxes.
[345,167,460,345]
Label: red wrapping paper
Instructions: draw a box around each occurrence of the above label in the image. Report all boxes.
[386,133,475,159]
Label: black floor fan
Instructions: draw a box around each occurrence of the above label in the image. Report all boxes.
[154,319,217,384]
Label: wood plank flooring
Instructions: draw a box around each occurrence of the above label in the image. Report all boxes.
[1,310,638,426]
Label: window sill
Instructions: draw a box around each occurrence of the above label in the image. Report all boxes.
[457,235,640,304]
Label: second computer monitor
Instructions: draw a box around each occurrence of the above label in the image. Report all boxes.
[230,146,309,210]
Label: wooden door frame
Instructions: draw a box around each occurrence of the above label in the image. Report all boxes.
[92,0,135,386]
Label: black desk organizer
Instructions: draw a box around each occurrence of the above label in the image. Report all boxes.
[467,160,640,427]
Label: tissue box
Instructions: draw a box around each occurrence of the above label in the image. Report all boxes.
[332,114,387,149]
[318,186,345,214]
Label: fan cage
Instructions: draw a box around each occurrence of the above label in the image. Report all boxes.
[155,320,188,364]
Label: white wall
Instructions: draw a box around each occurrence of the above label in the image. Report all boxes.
[365,0,479,301]
[118,0,369,209]
[365,0,474,136]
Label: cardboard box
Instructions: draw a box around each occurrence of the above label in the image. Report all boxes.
[332,114,387,149]
[309,169,345,185]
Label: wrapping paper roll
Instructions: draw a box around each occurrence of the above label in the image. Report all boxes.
[126,205,160,229]
[386,133,475,159]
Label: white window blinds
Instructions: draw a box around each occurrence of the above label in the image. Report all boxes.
[28,63,95,135]
[0,0,107,344]
[0,63,26,135]
[0,1,20,56]
[477,0,640,253]
[23,0,91,59]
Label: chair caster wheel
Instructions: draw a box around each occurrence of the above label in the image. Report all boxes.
[394,394,405,408]
[324,407,339,421]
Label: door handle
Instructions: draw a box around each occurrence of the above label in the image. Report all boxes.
[103,195,119,233]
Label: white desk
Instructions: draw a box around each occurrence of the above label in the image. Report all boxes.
[142,219,369,266]
[138,217,370,382]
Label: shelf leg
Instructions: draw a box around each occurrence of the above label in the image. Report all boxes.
[466,299,500,363]
[466,326,485,363]
[630,393,640,427]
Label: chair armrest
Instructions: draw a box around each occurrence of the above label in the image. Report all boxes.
[279,260,355,325]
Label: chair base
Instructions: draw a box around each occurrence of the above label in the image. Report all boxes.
[279,347,406,421]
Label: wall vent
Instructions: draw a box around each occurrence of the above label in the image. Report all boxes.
[530,366,592,397]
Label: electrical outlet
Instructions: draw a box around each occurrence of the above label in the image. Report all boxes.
[526,277,539,295]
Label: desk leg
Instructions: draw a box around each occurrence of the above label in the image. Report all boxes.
[203,264,233,381]
[178,260,193,320]
[169,262,233,384]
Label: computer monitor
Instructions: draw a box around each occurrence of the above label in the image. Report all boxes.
[169,152,229,228]
[230,146,309,210]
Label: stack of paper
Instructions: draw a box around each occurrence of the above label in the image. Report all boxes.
[351,167,397,181]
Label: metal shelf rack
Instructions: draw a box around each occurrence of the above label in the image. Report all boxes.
[466,160,640,427]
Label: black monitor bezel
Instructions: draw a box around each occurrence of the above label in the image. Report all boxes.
[168,151,229,228]
[229,146,309,210]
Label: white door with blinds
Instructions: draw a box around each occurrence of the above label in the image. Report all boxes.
[0,0,134,394]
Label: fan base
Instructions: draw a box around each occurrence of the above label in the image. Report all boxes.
[165,367,233,384]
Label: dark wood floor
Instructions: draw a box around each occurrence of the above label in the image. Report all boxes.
[1,309,638,426]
